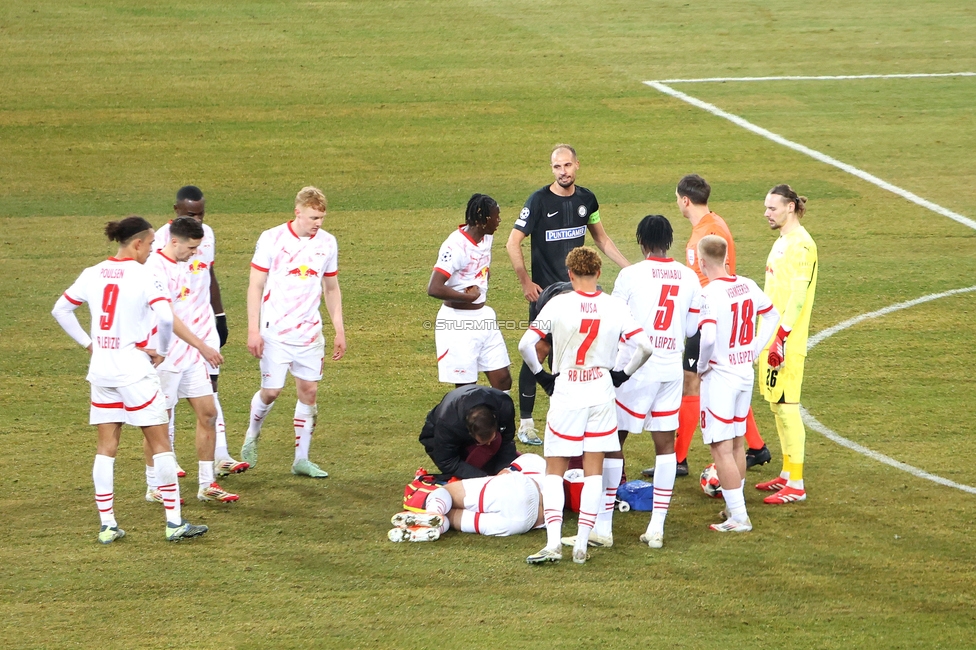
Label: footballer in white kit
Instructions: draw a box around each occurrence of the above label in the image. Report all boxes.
[145,217,238,503]
[610,215,702,549]
[389,453,548,542]
[51,216,208,543]
[153,185,246,476]
[695,235,779,533]
[243,186,346,478]
[518,247,653,564]
[427,194,511,390]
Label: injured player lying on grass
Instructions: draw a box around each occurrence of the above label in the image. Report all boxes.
[388,454,546,542]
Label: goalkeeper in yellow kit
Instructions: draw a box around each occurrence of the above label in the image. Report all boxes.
[756,184,818,504]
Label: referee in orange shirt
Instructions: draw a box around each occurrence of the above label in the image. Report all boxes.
[642,175,770,478]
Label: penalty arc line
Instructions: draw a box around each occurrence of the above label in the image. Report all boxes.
[802,286,976,496]
[642,77,976,493]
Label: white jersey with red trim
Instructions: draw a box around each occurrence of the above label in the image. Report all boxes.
[144,250,199,371]
[62,258,169,387]
[432,226,491,305]
[612,256,702,382]
[532,290,643,408]
[698,275,774,390]
[251,221,338,346]
[153,221,216,342]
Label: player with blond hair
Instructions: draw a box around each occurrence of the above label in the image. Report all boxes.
[695,235,779,532]
[518,247,653,564]
[52,216,208,542]
[242,186,346,477]
[756,185,819,504]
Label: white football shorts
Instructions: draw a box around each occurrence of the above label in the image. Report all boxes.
[435,305,510,384]
[614,375,681,433]
[544,399,620,457]
[158,358,213,409]
[700,372,750,445]
[459,472,540,536]
[89,372,168,427]
[260,336,325,389]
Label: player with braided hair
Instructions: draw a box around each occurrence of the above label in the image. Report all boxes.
[427,193,511,390]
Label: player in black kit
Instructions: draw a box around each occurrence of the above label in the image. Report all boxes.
[505,144,631,445]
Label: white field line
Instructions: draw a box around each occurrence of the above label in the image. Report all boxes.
[643,80,976,231]
[801,285,976,495]
[652,72,976,84]
[642,76,976,493]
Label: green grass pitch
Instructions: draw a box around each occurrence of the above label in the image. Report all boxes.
[2,1,976,647]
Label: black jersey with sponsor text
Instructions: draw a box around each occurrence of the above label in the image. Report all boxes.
[513,185,600,288]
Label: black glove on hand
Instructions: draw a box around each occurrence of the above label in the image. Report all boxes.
[534,369,558,396]
[215,313,229,347]
[610,369,630,388]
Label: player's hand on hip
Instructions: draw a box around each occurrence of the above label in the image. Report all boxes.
[462,285,482,301]
[521,280,543,302]
[332,333,346,360]
[610,369,630,387]
[247,331,264,359]
[534,369,558,396]
[143,349,164,367]
[200,345,224,367]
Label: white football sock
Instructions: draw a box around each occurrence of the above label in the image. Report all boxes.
[154,451,182,526]
[595,458,623,538]
[576,475,602,549]
[425,487,453,515]
[293,401,316,462]
[647,453,676,536]
[542,474,565,550]
[198,460,214,488]
[722,485,748,523]
[213,391,230,461]
[145,464,157,490]
[245,391,274,442]
[520,417,534,430]
[168,407,177,450]
[93,455,117,528]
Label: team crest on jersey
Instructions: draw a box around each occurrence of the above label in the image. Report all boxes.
[475,265,489,280]
[687,249,696,267]
[188,259,208,274]
[578,205,587,218]
[285,265,320,280]
[177,286,190,301]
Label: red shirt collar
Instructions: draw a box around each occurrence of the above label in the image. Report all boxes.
[575,289,602,297]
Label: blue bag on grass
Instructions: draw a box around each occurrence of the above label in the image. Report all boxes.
[617,480,655,511]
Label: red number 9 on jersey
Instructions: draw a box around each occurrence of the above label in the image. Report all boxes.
[99,284,119,330]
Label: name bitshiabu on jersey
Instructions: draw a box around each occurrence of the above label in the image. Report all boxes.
[698,276,775,390]
[62,257,170,387]
[612,256,702,382]
[513,185,600,288]
[763,225,818,357]
[432,226,492,305]
[145,250,199,371]
[531,290,644,408]
[251,221,338,346]
[154,221,216,343]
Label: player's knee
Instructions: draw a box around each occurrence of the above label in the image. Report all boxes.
[261,387,282,403]
[493,373,513,392]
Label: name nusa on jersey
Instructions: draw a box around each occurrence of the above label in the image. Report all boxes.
[251,221,338,346]
[532,290,643,408]
[612,257,702,382]
[698,276,775,390]
[433,227,491,305]
[145,250,200,371]
[62,258,169,386]
[154,221,216,343]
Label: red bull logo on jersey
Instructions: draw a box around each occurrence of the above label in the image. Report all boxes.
[189,259,209,275]
[474,265,489,280]
[285,265,319,280]
[177,286,191,301]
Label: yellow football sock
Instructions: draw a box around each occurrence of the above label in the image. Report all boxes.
[770,402,790,477]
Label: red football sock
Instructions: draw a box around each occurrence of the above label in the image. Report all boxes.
[674,395,699,464]
[744,408,765,449]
